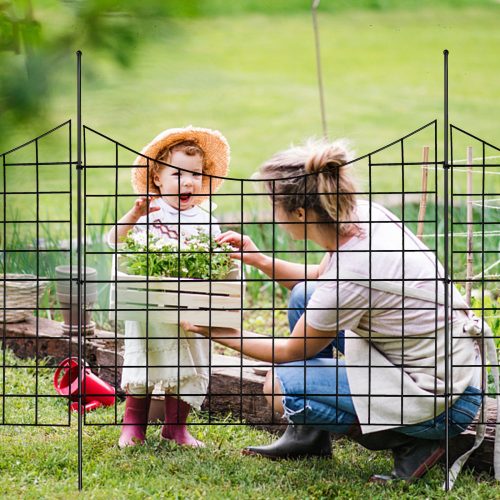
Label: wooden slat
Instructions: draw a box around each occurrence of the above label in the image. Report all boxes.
[113,276,241,297]
[114,309,241,329]
[115,288,242,310]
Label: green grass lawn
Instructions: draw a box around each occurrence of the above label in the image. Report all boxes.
[1,348,500,499]
[2,4,499,223]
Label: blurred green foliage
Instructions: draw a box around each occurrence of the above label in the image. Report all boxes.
[0,0,188,146]
[0,0,495,140]
[0,0,497,154]
[178,0,496,16]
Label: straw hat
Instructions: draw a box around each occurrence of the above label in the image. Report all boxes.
[131,126,230,204]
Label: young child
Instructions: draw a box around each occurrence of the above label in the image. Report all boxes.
[108,126,230,448]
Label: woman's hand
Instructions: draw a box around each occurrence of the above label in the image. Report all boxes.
[215,231,263,267]
[181,321,273,362]
[130,196,161,220]
[180,321,239,339]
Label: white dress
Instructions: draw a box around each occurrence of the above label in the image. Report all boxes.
[109,198,221,409]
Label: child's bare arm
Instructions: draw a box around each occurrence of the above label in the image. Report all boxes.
[108,196,160,245]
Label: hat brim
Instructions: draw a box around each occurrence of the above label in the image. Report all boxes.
[131,126,230,205]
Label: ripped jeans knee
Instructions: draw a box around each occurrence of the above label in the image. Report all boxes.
[276,359,358,433]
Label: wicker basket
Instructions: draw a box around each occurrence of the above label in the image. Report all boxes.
[0,274,48,323]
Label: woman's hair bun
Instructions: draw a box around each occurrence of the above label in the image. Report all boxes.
[304,138,354,175]
[257,136,359,238]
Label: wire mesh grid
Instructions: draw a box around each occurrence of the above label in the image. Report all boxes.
[1,120,76,427]
[0,62,498,492]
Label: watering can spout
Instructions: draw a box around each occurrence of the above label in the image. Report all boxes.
[54,357,116,412]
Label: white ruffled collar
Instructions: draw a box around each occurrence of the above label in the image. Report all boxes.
[156,197,201,218]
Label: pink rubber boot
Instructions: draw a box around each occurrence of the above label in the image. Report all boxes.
[161,395,205,447]
[119,395,151,448]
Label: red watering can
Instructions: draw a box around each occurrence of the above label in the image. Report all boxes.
[54,357,116,413]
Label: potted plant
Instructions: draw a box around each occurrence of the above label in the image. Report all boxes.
[110,231,242,328]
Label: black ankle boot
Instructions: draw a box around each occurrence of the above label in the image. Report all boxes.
[242,425,332,459]
[350,428,414,451]
[348,425,444,483]
[379,438,445,483]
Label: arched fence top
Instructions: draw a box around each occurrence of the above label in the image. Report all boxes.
[83,120,439,183]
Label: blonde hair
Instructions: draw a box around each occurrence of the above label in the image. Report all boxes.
[258,138,359,237]
[150,140,205,191]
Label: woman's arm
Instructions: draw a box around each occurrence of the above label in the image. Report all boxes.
[181,314,335,364]
[252,254,329,290]
[216,231,328,290]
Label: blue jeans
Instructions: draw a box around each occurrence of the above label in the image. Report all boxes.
[288,282,345,357]
[277,358,482,438]
[281,283,482,437]
[277,358,357,433]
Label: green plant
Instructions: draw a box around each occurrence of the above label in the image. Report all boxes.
[121,230,234,280]
[470,292,500,344]
[453,289,500,394]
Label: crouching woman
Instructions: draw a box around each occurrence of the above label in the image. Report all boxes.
[182,138,494,485]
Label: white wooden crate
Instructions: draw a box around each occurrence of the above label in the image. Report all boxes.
[109,262,243,329]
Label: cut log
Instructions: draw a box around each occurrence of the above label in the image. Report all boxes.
[444,397,497,474]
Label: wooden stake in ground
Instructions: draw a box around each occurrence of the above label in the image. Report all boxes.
[466,146,474,306]
[416,146,430,241]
